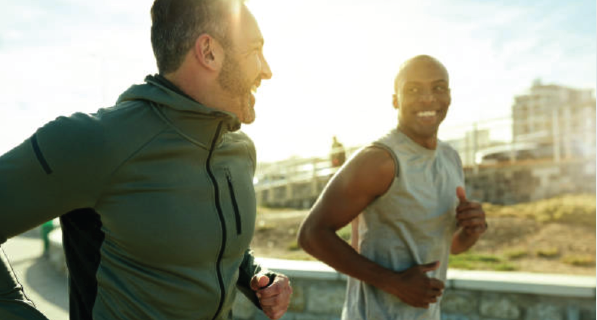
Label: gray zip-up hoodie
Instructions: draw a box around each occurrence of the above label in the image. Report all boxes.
[0,74,272,320]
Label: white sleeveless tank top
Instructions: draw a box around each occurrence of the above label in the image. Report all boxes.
[342,128,464,320]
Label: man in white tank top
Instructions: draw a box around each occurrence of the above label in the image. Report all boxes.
[298,55,488,320]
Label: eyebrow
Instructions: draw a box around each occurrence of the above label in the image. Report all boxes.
[403,80,448,85]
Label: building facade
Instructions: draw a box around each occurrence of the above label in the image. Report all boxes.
[512,80,596,160]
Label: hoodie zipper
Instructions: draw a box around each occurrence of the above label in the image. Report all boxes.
[207,122,227,320]
[226,170,242,235]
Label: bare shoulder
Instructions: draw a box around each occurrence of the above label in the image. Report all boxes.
[340,145,395,196]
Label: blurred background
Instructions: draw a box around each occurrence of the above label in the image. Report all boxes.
[0,0,595,319]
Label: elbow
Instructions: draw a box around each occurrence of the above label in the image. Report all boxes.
[450,245,466,255]
[297,223,310,253]
[450,244,459,255]
[297,221,318,255]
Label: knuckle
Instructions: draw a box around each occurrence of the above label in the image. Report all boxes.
[269,285,282,295]
[272,295,281,305]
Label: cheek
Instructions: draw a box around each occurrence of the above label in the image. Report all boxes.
[251,56,262,77]
[443,95,452,107]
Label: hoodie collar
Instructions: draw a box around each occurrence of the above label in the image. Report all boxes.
[117,74,242,133]
[152,73,197,102]
[116,75,242,149]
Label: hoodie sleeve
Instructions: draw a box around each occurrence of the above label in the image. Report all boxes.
[0,249,49,320]
[0,113,110,243]
[0,113,111,316]
[236,249,277,309]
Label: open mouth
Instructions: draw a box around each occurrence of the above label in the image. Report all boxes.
[249,93,255,107]
[417,110,438,118]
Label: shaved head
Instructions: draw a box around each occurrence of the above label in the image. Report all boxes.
[394,55,449,93]
[391,54,451,149]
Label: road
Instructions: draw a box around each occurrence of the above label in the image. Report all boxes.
[2,228,69,320]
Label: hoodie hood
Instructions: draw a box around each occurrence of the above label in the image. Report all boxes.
[116,74,241,132]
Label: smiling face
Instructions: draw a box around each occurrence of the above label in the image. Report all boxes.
[393,56,451,148]
[217,4,272,124]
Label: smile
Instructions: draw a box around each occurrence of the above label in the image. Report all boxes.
[417,110,437,117]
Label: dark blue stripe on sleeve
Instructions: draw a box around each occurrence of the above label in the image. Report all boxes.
[31,134,53,174]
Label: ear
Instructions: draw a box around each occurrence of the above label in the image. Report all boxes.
[392,94,399,110]
[193,34,223,71]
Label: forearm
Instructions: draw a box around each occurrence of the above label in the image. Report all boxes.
[450,228,481,254]
[298,226,396,291]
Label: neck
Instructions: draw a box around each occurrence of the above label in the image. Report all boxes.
[165,70,236,115]
[397,125,438,150]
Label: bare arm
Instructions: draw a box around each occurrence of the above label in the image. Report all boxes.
[451,187,487,254]
[298,147,443,308]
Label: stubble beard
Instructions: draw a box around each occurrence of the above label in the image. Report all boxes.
[217,52,256,124]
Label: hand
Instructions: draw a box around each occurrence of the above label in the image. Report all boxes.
[384,261,444,309]
[456,187,487,236]
[250,273,293,319]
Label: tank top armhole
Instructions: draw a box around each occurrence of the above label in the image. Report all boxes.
[370,142,399,178]
[363,142,400,208]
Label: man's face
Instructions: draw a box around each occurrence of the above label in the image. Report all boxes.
[217,5,272,124]
[394,59,451,140]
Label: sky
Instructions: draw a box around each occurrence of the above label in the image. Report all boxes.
[0,0,595,162]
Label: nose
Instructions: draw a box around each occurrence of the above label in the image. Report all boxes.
[260,53,272,80]
[418,92,436,103]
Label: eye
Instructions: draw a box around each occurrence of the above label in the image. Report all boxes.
[406,87,419,94]
[434,85,449,93]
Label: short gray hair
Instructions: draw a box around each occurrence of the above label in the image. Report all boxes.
[150,0,242,74]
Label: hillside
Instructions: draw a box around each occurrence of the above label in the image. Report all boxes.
[250,194,596,275]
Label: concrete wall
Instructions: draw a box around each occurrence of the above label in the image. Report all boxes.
[47,231,595,320]
[465,158,596,204]
[236,258,596,320]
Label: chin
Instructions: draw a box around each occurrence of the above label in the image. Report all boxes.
[241,117,255,125]
[240,108,256,124]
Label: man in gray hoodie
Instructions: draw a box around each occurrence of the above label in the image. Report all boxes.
[0,1,292,319]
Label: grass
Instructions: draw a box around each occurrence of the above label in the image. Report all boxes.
[449,252,517,271]
[337,225,352,241]
[257,194,595,273]
[286,240,300,251]
[504,248,529,260]
[494,263,518,271]
[562,255,595,267]
[485,194,596,225]
[536,247,560,258]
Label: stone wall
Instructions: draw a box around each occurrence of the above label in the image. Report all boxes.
[47,231,595,320]
[464,158,596,204]
[234,258,596,320]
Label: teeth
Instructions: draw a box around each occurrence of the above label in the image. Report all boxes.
[417,111,437,117]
